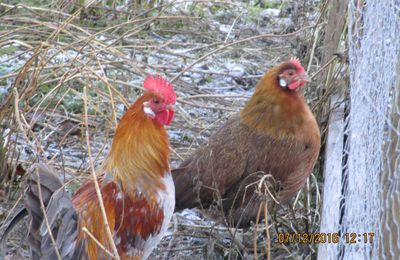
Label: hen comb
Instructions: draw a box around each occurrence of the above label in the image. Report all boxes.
[290,57,305,74]
[144,75,176,104]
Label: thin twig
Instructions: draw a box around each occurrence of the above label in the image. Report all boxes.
[82,227,115,258]
[263,203,271,260]
[254,203,263,260]
[310,55,339,80]
[12,88,43,156]
[34,167,62,260]
[171,24,316,83]
[83,86,120,260]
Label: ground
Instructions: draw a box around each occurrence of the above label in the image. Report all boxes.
[0,1,329,259]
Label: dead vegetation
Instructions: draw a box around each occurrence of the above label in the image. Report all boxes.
[0,0,347,259]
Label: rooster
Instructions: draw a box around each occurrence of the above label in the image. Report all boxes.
[0,75,176,259]
[172,58,321,226]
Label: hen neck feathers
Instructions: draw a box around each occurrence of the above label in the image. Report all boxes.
[240,68,309,140]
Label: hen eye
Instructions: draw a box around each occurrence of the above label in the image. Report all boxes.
[153,98,160,104]
[288,71,294,76]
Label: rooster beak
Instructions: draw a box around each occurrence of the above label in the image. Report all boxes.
[165,104,175,125]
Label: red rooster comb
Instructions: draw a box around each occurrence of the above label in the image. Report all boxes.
[290,57,305,74]
[144,75,176,104]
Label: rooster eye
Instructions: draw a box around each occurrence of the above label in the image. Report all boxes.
[288,71,294,76]
[153,98,160,104]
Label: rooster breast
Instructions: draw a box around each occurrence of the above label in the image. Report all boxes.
[141,173,175,259]
[73,172,175,259]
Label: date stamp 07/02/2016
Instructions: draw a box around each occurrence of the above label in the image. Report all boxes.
[277,232,375,244]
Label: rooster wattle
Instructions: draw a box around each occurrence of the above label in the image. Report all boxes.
[1,75,176,260]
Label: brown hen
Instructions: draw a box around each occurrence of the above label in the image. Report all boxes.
[172,58,321,226]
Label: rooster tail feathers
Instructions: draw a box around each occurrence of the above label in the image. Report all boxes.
[0,207,28,254]
[0,163,62,257]
[39,188,79,259]
[23,163,80,259]
[25,163,64,207]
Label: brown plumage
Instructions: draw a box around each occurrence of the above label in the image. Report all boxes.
[172,58,321,226]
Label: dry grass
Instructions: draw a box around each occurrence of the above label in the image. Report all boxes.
[0,0,348,259]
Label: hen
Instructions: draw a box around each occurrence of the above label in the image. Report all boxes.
[1,75,176,259]
[172,58,321,227]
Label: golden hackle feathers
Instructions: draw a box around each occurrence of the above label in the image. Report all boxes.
[102,93,170,196]
[0,75,176,260]
[72,91,174,258]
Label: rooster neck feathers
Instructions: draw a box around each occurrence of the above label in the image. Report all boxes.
[240,62,309,139]
[103,93,170,195]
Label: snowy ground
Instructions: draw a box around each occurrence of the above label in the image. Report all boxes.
[0,1,323,259]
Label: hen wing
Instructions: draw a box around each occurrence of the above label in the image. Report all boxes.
[172,114,251,210]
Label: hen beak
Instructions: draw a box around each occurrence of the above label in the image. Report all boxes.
[298,73,311,83]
